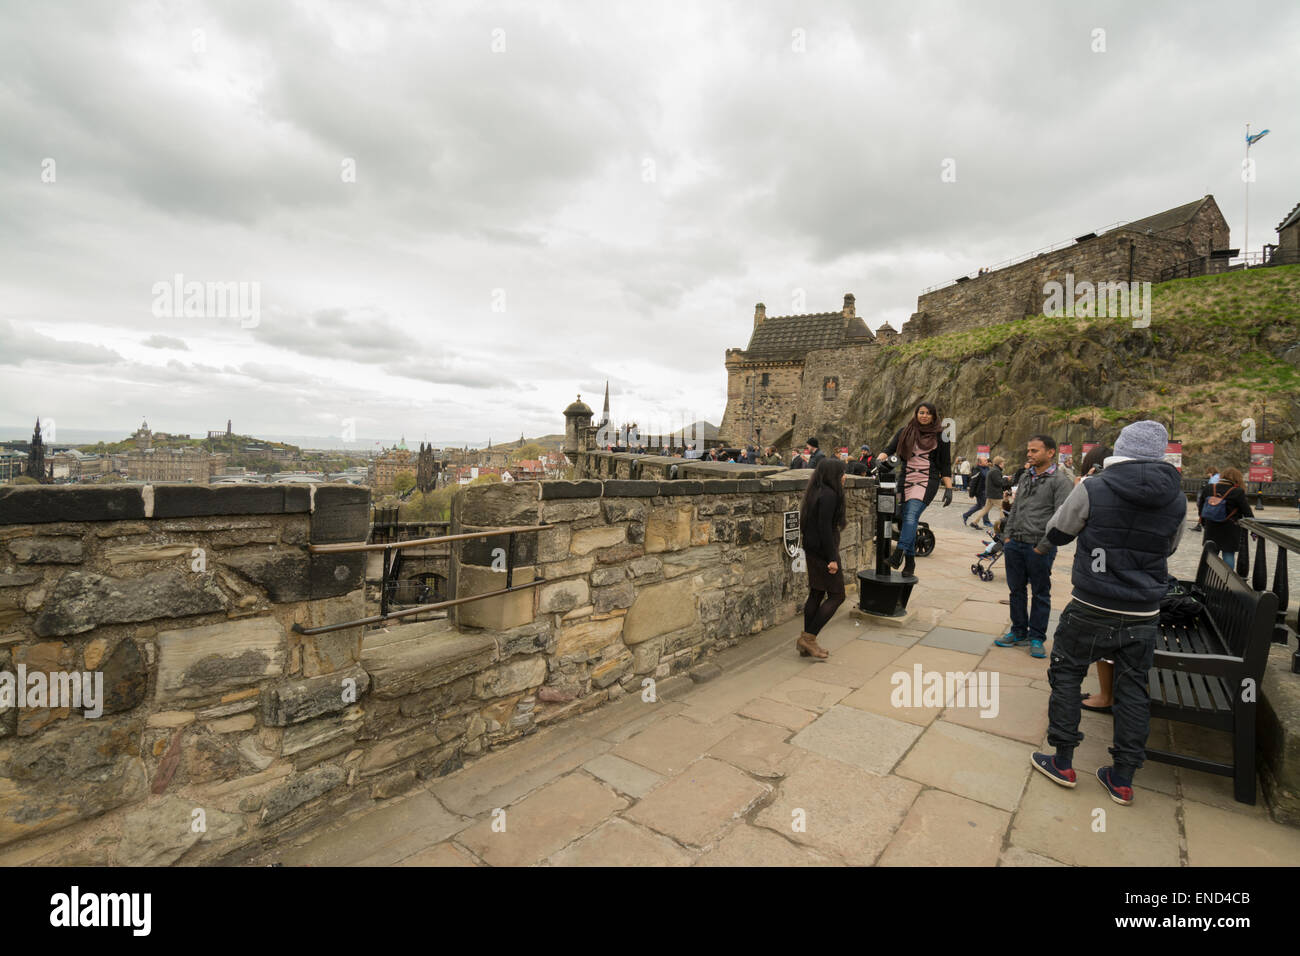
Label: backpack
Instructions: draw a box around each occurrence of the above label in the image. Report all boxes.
[1160,577,1204,624]
[1201,484,1231,523]
[968,470,985,499]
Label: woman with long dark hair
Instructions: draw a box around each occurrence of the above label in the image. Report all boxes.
[879,401,953,578]
[797,457,848,660]
[1202,466,1253,571]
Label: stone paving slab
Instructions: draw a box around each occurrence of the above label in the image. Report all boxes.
[456,772,628,867]
[896,719,1032,811]
[942,681,1050,745]
[612,713,744,775]
[876,789,1011,867]
[1062,711,1179,797]
[979,644,1051,680]
[695,823,838,866]
[1008,771,1182,867]
[790,704,923,775]
[428,735,613,817]
[1183,800,1300,866]
[840,645,983,727]
[678,656,806,724]
[998,845,1068,867]
[737,696,819,731]
[596,700,686,743]
[624,757,769,848]
[920,626,996,655]
[707,717,800,778]
[394,841,480,866]
[754,752,921,866]
[547,817,695,867]
[761,674,854,713]
[854,628,921,648]
[277,790,469,866]
[581,753,665,798]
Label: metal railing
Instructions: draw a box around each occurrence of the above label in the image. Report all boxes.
[1158,248,1300,283]
[293,525,552,636]
[1238,517,1299,673]
[920,221,1125,294]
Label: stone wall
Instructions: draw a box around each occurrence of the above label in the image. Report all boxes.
[0,483,372,864]
[793,342,880,449]
[719,357,804,447]
[909,228,1201,339]
[572,451,786,482]
[451,476,876,727]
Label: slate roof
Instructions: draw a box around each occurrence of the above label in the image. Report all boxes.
[1117,195,1215,236]
[1277,201,1300,233]
[743,312,872,358]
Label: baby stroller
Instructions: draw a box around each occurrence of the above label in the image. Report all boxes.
[970,527,1006,582]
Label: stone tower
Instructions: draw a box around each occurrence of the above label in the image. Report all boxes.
[26,418,46,482]
[600,381,610,428]
[564,395,594,455]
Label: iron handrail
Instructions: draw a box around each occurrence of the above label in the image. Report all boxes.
[1238,517,1298,672]
[294,524,552,635]
[308,524,553,554]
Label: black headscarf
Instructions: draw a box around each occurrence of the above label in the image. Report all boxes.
[897,402,943,461]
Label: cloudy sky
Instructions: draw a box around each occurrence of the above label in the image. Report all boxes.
[1,0,1295,447]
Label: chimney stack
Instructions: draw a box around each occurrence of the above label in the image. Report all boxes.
[842,293,856,319]
[754,303,766,329]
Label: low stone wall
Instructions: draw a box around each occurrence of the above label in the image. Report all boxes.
[574,450,785,482]
[0,483,372,864]
[451,475,876,727]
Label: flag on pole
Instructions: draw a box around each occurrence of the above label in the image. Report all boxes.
[1246,129,1270,146]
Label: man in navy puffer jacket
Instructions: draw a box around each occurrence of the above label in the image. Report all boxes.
[1028,421,1186,806]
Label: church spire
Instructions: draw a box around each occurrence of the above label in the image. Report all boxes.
[601,380,610,427]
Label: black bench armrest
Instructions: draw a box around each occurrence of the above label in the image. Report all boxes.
[1151,649,1245,678]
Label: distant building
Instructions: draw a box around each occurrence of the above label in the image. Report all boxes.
[1277,201,1300,260]
[126,447,227,483]
[370,446,418,493]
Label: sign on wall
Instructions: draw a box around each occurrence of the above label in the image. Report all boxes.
[784,510,805,572]
[1249,442,1275,482]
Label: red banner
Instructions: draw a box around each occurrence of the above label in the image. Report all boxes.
[1249,442,1274,483]
[1082,442,1098,455]
[976,444,990,458]
[1163,442,1182,472]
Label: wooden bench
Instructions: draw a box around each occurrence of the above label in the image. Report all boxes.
[1146,545,1278,804]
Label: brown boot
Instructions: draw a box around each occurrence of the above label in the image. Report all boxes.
[796,631,829,659]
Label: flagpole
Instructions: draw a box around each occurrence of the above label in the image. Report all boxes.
[1244,123,1250,259]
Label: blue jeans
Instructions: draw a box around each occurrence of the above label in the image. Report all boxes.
[1003,539,1055,642]
[1222,551,1236,571]
[896,498,927,556]
[1047,599,1157,777]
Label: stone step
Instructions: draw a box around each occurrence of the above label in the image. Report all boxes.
[360,620,497,699]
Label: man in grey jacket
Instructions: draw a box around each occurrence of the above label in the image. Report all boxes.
[994,436,1074,659]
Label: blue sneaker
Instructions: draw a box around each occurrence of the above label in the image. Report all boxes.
[1030,638,1046,658]
[1097,767,1134,806]
[1031,752,1077,788]
[995,631,1028,648]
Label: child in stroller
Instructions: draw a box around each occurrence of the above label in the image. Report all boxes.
[970,518,1006,582]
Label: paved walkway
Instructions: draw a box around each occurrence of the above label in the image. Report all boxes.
[257,499,1300,866]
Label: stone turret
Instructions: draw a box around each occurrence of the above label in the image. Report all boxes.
[564,395,594,455]
[842,293,855,320]
[754,303,766,329]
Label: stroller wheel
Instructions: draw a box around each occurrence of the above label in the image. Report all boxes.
[915,528,935,557]
[970,563,980,575]
[982,570,994,582]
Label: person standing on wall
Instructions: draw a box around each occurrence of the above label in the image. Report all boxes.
[797,457,849,660]
[878,402,954,579]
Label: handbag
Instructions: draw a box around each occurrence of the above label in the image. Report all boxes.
[1201,484,1229,522]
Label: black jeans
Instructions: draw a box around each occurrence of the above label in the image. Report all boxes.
[1047,599,1158,778]
[804,589,844,636]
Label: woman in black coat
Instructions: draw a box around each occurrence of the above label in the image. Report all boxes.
[796,457,847,660]
[1202,466,1253,571]
[878,402,953,578]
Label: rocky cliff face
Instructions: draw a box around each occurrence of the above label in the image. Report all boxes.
[833,266,1300,480]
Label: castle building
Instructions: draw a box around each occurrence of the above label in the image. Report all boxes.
[718,293,875,449]
[904,195,1230,338]
[719,196,1233,449]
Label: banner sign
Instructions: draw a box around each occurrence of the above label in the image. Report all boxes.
[1163,442,1182,472]
[1082,442,1099,455]
[1249,442,1275,483]
[976,444,990,459]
